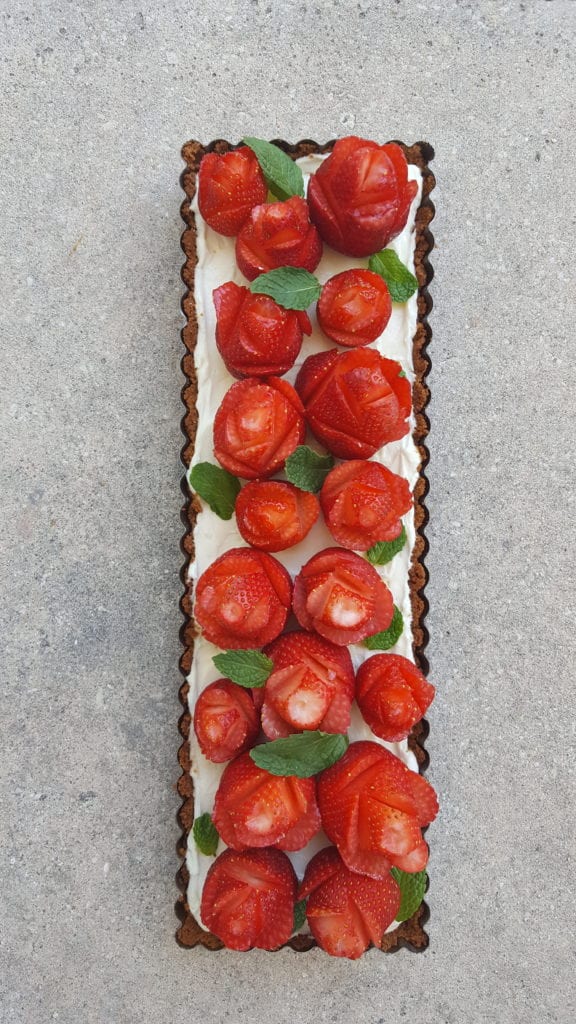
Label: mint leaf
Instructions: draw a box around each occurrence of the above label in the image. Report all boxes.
[212,649,273,688]
[188,462,240,520]
[250,267,321,311]
[193,813,219,856]
[285,446,334,493]
[369,249,418,303]
[243,137,304,201]
[250,730,349,778]
[293,898,307,933]
[364,605,404,650]
[366,526,407,566]
[390,867,427,921]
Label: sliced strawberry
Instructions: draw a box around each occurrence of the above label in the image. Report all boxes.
[198,146,268,237]
[295,348,411,460]
[261,631,355,738]
[317,740,438,878]
[213,752,320,851]
[307,137,418,257]
[317,269,392,347]
[193,678,260,763]
[356,654,435,742]
[236,195,322,281]
[299,846,401,959]
[194,547,292,649]
[293,547,393,646]
[235,480,319,552]
[214,377,305,479]
[200,847,297,951]
[320,460,412,551]
[213,282,310,378]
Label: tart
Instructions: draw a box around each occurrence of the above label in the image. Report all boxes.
[178,137,436,957]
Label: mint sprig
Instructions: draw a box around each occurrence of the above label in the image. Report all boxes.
[364,605,404,650]
[250,267,321,311]
[188,462,240,520]
[365,526,407,566]
[292,899,307,933]
[369,249,418,303]
[250,730,349,778]
[212,649,273,688]
[390,867,427,921]
[243,137,304,201]
[193,813,219,856]
[285,446,334,493]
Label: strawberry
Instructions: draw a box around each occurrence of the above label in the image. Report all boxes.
[235,480,319,552]
[235,195,322,281]
[212,751,321,851]
[295,348,411,460]
[261,631,355,738]
[213,281,312,378]
[356,654,435,742]
[317,269,392,348]
[307,137,418,257]
[299,846,400,959]
[320,460,412,551]
[214,377,306,479]
[197,146,268,237]
[194,547,292,650]
[193,678,260,763]
[317,740,439,878]
[293,547,393,646]
[201,847,297,951]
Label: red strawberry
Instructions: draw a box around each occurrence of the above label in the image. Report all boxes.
[235,480,319,552]
[194,547,292,650]
[201,847,297,951]
[299,846,400,959]
[214,377,305,479]
[307,137,418,257]
[356,654,435,742]
[213,751,321,851]
[193,678,260,763]
[197,146,267,236]
[236,195,322,281]
[293,547,393,646]
[261,631,355,738]
[317,269,392,348]
[320,460,412,551]
[295,348,411,460]
[213,282,312,378]
[317,740,439,878]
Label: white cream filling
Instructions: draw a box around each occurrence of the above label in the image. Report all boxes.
[185,156,424,936]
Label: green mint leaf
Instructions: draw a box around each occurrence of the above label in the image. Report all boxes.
[368,249,418,303]
[364,605,404,650]
[293,899,307,933]
[212,649,273,688]
[250,267,321,311]
[193,813,219,856]
[285,445,334,493]
[243,137,305,201]
[188,462,240,520]
[365,526,407,566]
[250,730,349,778]
[390,867,427,921]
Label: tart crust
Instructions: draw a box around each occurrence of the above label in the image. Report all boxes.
[176,139,436,953]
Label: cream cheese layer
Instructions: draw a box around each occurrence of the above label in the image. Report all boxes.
[186,156,423,934]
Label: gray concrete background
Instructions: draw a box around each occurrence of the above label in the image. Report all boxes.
[1,1,575,1021]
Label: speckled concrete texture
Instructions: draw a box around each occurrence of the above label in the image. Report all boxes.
[1,1,575,1021]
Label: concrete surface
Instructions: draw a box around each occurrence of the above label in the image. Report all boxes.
[1,1,575,1021]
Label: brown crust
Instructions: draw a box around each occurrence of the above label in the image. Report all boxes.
[176,139,436,954]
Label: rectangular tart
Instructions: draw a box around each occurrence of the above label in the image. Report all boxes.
[177,139,436,953]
